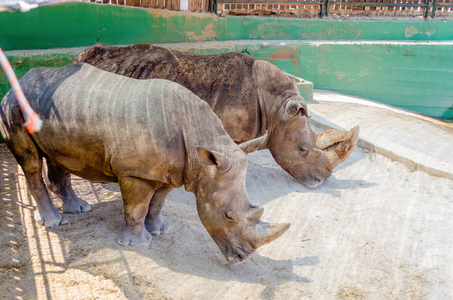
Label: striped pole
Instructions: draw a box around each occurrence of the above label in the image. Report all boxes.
[0,0,79,133]
[0,48,43,133]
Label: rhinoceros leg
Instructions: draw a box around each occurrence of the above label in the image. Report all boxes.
[145,185,173,235]
[46,160,92,214]
[4,112,61,227]
[118,176,160,249]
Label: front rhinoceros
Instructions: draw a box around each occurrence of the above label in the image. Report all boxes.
[74,43,359,188]
[0,63,289,264]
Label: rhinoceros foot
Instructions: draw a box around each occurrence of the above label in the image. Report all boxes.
[61,197,92,214]
[118,226,152,249]
[145,213,172,235]
[34,207,62,227]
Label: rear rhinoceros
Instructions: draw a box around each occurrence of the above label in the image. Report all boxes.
[0,63,289,264]
[74,43,359,188]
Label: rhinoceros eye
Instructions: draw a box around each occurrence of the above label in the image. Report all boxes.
[299,146,309,157]
[225,210,235,223]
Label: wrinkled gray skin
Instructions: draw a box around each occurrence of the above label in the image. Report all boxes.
[74,44,337,188]
[0,63,289,264]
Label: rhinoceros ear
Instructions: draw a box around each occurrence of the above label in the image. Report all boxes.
[196,147,228,169]
[238,131,268,154]
[285,99,308,118]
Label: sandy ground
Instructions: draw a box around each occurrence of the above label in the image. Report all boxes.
[1,123,453,299]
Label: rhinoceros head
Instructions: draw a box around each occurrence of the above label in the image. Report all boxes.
[267,93,333,188]
[192,134,290,264]
[253,61,359,188]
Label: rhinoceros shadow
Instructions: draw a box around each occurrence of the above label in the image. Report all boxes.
[46,194,318,299]
[244,148,377,203]
[46,173,319,299]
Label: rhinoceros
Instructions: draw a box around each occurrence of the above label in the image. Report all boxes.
[74,43,359,188]
[0,63,290,264]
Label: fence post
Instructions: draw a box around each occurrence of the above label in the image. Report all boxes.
[424,0,430,18]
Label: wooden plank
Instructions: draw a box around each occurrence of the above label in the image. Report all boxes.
[166,0,172,9]
[189,0,196,11]
[125,0,134,5]
[117,0,124,5]
[158,0,165,8]
[203,0,210,11]
[196,0,202,11]
[173,0,181,10]
[134,0,141,5]
[141,0,150,6]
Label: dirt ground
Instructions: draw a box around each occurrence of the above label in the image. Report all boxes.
[1,132,452,299]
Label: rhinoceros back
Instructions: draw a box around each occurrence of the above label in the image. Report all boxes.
[1,63,230,184]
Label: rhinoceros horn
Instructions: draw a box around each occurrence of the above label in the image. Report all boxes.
[254,222,291,248]
[247,205,264,221]
[238,131,269,154]
[316,126,360,168]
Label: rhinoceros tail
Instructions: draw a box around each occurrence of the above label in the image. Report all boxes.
[0,48,43,133]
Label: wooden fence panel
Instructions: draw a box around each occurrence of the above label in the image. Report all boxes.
[217,0,323,17]
[327,0,429,16]
[90,0,453,18]
[106,0,181,11]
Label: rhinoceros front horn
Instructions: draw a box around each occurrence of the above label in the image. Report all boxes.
[253,222,290,248]
[238,131,269,154]
[316,126,360,168]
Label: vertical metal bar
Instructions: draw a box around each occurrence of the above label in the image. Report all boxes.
[320,0,323,16]
[325,0,330,16]
[425,0,430,18]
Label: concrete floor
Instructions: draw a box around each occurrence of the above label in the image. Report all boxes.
[308,90,453,181]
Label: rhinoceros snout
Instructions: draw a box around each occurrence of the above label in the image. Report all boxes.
[227,247,249,264]
[303,175,326,189]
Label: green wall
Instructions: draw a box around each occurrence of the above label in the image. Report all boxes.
[1,2,452,120]
[241,41,453,119]
[2,2,453,51]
